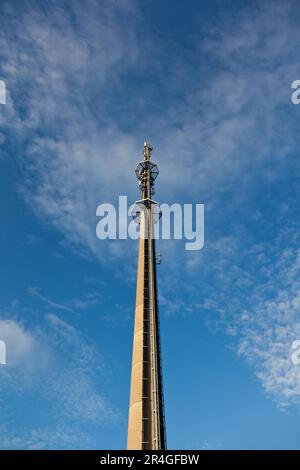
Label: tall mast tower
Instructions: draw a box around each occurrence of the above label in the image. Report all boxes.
[127,142,166,450]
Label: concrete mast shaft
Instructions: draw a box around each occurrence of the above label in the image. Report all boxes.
[127,143,166,450]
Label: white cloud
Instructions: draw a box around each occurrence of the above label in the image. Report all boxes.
[0,310,116,448]
[0,423,91,450]
[45,313,114,424]
[235,251,300,408]
[1,1,299,265]
[200,439,222,450]
[28,286,101,312]
[194,237,300,409]
[1,0,300,416]
[0,319,38,367]
[0,0,140,260]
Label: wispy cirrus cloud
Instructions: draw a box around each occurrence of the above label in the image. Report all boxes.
[235,246,300,408]
[1,0,299,262]
[182,224,300,410]
[0,423,93,450]
[0,309,116,449]
[1,0,300,420]
[45,313,114,424]
[28,286,101,313]
[0,0,140,260]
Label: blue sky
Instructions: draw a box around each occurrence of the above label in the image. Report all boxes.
[1,0,300,449]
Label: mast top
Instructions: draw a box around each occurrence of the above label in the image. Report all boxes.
[135,142,159,195]
[144,142,153,161]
